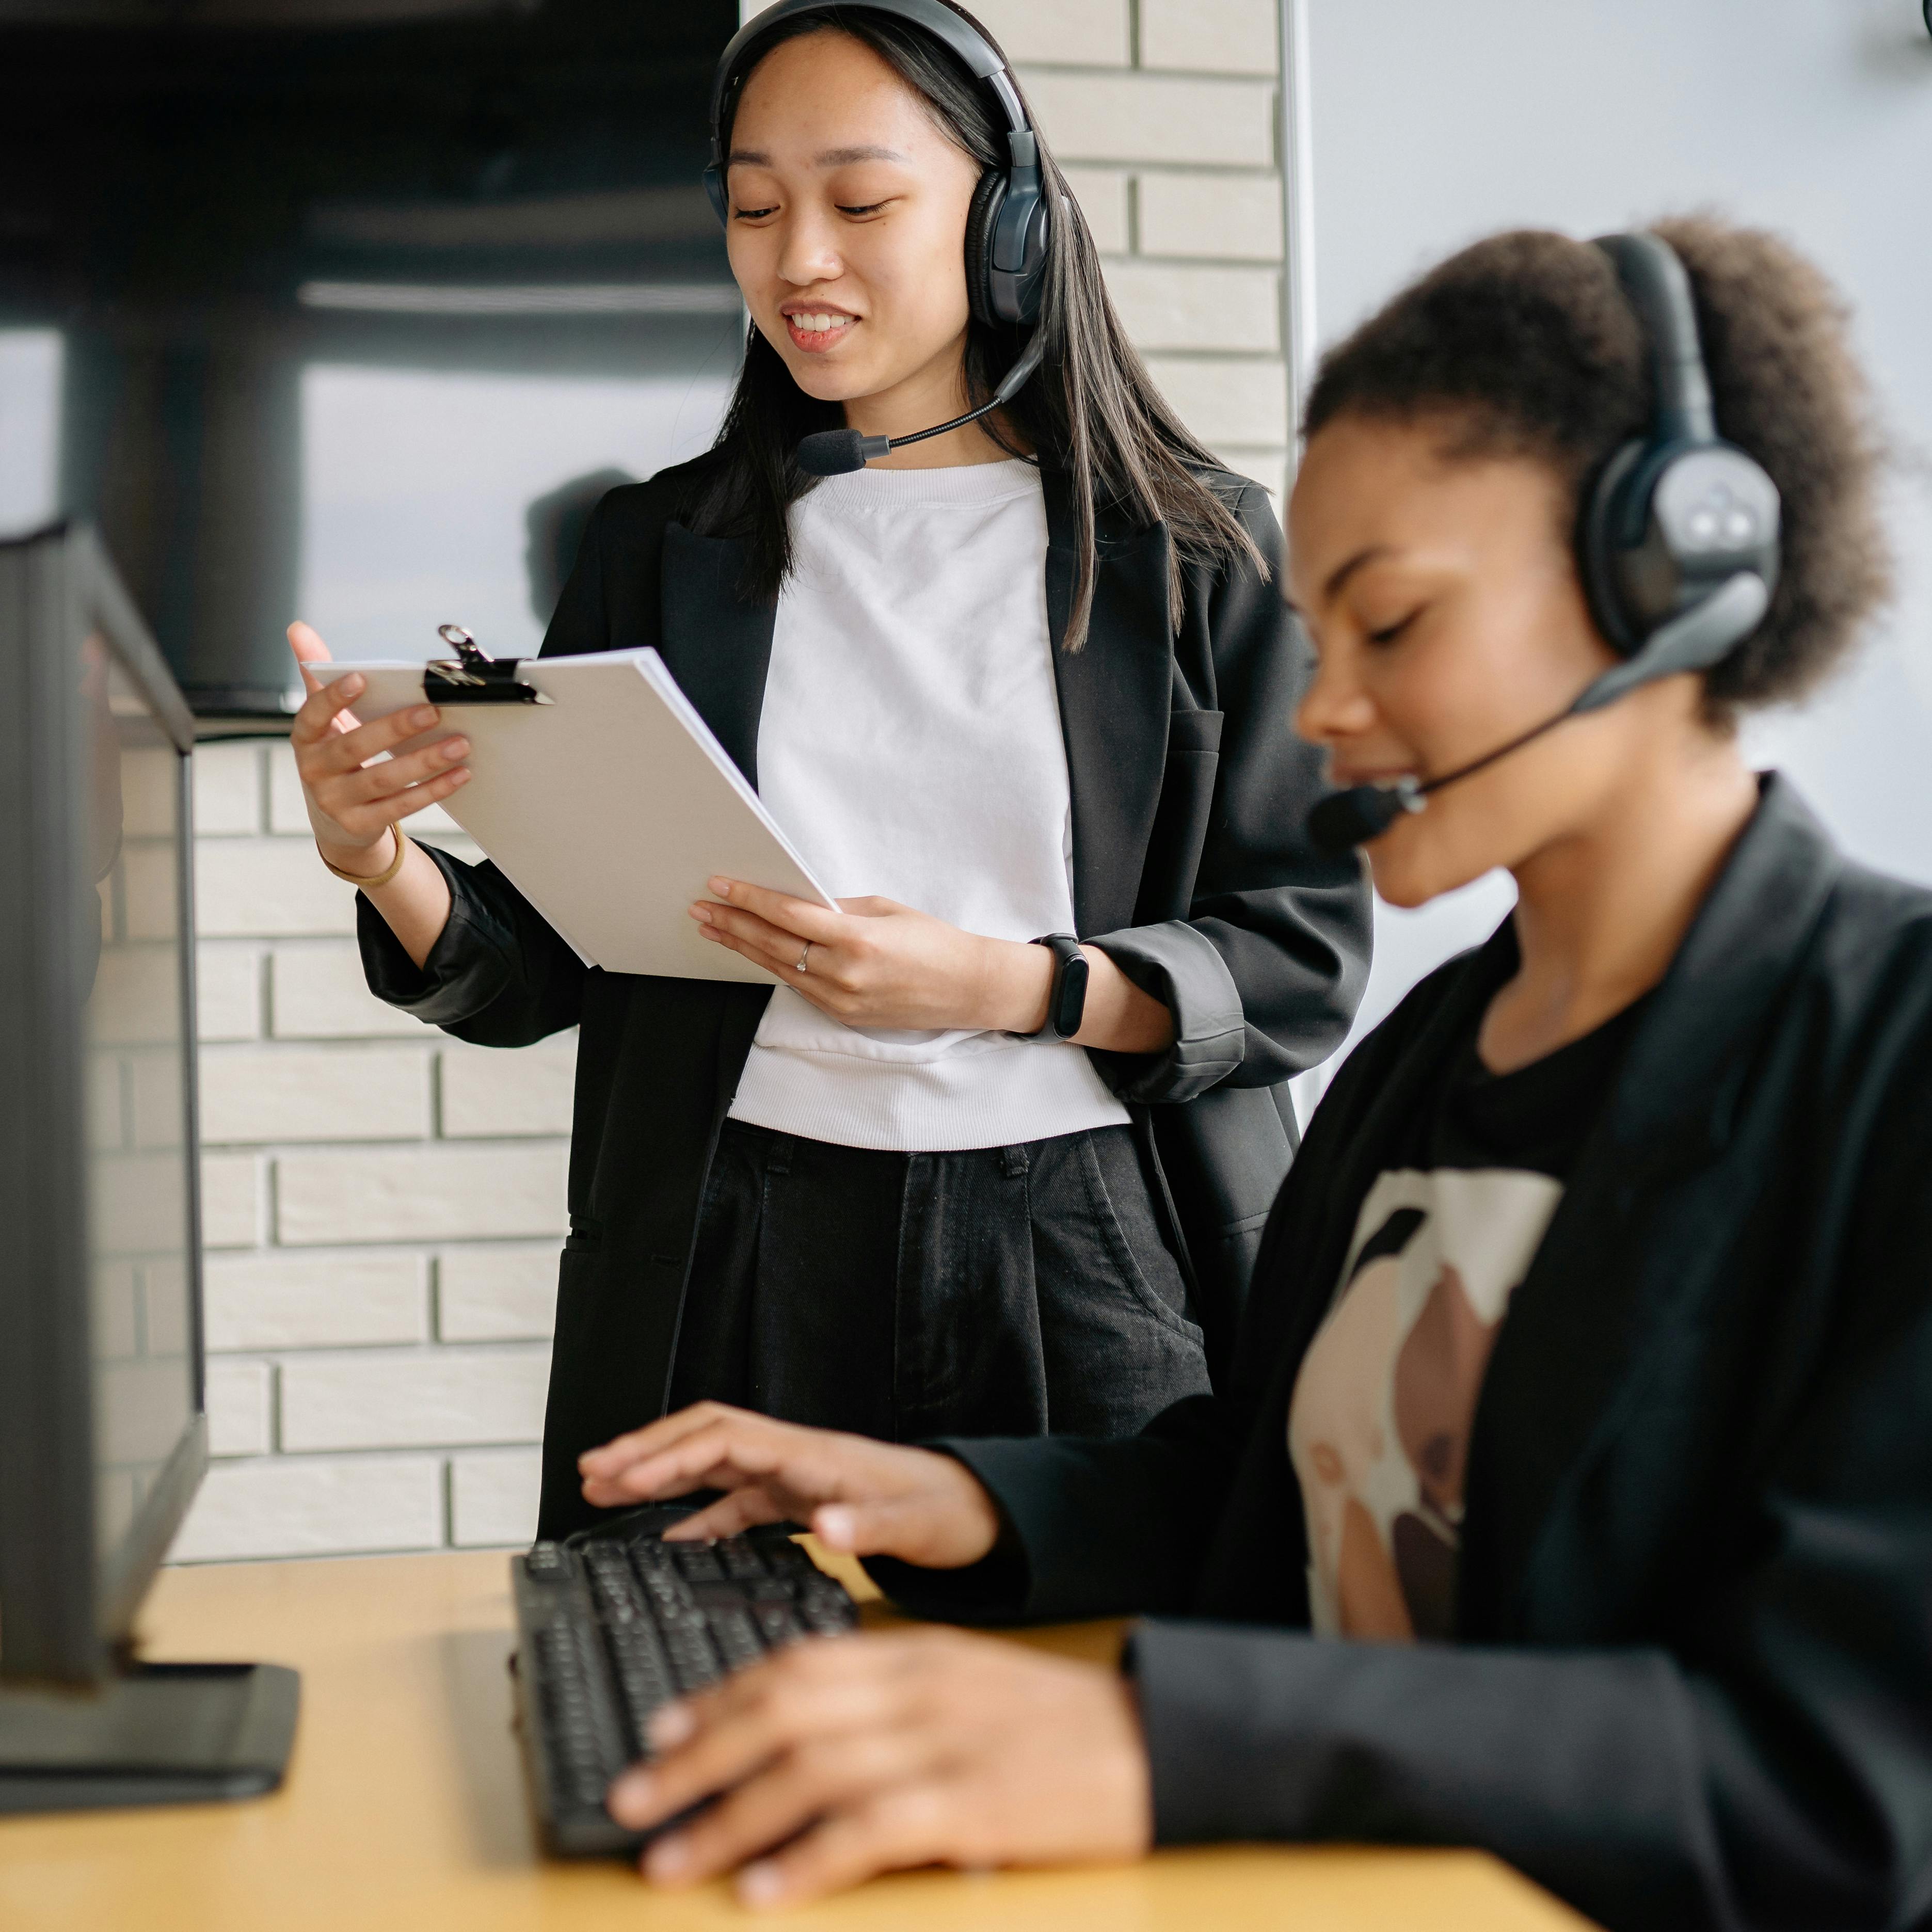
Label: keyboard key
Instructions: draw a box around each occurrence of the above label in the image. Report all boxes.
[798,1585,859,1635]
[606,1638,675,1748]
[664,1625,722,1693]
[640,1567,696,1614]
[518,1526,857,1853]
[753,1601,805,1646]
[718,1538,767,1580]
[707,1606,763,1670]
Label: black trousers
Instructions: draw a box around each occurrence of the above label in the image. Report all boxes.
[667,1120,1212,1442]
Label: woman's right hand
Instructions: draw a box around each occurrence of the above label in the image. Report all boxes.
[287,620,473,874]
[577,1403,1004,1571]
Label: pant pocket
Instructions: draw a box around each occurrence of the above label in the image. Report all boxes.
[1073,1131,1204,1344]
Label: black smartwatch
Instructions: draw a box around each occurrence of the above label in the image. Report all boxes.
[1013,933,1089,1041]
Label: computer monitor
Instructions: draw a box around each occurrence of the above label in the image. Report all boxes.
[0,523,296,1811]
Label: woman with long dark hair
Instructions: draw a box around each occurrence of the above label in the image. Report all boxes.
[575,217,1929,1930]
[282,0,1368,1538]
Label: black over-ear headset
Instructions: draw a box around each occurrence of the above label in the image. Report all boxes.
[706,0,1052,476]
[1308,230,1784,854]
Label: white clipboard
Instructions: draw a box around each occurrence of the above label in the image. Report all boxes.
[308,649,836,984]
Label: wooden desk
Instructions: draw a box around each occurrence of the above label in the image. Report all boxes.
[0,1549,1592,1931]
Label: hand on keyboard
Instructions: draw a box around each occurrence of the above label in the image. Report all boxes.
[577,1403,1002,1571]
[605,1627,1152,1907]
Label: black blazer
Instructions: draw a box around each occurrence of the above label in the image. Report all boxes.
[359,455,1370,1538]
[879,777,1932,1932]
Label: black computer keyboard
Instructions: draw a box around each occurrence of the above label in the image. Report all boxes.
[510,1511,861,1856]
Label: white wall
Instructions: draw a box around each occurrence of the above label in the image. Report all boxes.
[1300,0,1932,1079]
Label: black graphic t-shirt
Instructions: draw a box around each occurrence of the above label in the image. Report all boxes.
[1287,992,1649,1642]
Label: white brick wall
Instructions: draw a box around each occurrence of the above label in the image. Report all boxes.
[172,739,571,1562]
[438,1245,562,1342]
[172,1454,448,1562]
[170,0,1293,1566]
[203,1251,429,1350]
[971,0,1294,498]
[451,1449,546,1548]
[279,1345,551,1452]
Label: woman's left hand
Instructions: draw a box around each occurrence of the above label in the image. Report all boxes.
[606,1628,1152,1908]
[691,877,1047,1033]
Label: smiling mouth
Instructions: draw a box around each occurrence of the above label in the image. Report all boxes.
[783,310,856,350]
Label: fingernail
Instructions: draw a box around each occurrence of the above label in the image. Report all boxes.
[344,674,365,694]
[648,1703,695,1749]
[645,1834,690,1881]
[412,706,437,727]
[738,1862,785,1906]
[816,1505,855,1549]
[449,769,470,786]
[709,878,732,897]
[607,1768,653,1818]
[689,904,712,923]
[444,738,469,758]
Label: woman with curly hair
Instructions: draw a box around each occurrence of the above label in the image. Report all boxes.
[576,215,1929,1932]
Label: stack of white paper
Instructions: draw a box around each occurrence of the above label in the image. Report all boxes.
[307,649,836,983]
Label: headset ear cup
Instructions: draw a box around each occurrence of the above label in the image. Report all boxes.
[965,169,1005,328]
[1577,440,1646,656]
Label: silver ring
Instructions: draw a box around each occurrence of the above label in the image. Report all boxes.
[796,941,811,973]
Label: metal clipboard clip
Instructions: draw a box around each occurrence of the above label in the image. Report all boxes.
[423,624,554,705]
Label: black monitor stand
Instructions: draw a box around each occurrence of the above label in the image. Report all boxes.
[0,1662,299,1814]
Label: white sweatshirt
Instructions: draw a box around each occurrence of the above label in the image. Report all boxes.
[726,458,1131,1153]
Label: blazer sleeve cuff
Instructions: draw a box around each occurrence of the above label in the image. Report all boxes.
[857,1441,1041,1625]
[863,1427,1214,1625]
[1128,1619,1326,1844]
[1085,921,1247,1105]
[357,841,514,1026]
[858,1542,1033,1625]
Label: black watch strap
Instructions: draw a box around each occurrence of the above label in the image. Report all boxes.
[1010,933,1089,1042]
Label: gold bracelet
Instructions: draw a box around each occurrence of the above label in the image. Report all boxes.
[317,828,409,890]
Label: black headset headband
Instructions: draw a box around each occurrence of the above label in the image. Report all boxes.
[704,0,1051,331]
[706,0,1031,195]
[1592,232,1718,448]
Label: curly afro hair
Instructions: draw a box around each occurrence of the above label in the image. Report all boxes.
[1301,216,1891,718]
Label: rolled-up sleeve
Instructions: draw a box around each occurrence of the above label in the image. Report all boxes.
[356,841,587,1044]
[1085,919,1246,1103]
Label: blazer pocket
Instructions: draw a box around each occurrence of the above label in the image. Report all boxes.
[1166,707,1224,756]
[1139,709,1225,922]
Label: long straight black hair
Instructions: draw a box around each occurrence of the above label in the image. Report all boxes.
[688,2,1264,648]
